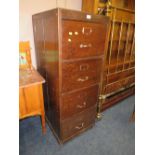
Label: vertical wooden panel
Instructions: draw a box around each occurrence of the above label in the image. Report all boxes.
[108,9,116,74]
[32,18,44,68]
[19,83,46,133]
[115,20,123,71]
[82,0,96,13]
[19,88,27,117]
[93,0,99,14]
[123,22,130,70]
[19,85,41,117]
[129,30,135,68]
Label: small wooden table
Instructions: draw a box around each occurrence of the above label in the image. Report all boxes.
[19,68,46,133]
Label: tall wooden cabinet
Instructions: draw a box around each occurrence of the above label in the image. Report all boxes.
[82,0,135,117]
[32,8,110,143]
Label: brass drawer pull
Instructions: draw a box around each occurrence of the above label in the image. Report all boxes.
[77,102,86,108]
[82,27,92,35]
[77,76,89,82]
[80,64,89,71]
[75,123,84,130]
[80,43,92,48]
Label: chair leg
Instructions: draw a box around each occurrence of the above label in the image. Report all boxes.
[41,114,46,134]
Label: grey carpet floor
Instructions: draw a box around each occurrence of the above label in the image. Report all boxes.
[19,95,135,155]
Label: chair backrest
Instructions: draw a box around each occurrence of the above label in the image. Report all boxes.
[19,41,32,69]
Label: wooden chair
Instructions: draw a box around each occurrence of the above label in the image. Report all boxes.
[19,41,32,70]
[19,41,46,133]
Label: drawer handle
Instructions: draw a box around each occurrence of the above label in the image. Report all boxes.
[80,64,89,71]
[77,102,86,108]
[82,27,92,35]
[75,123,84,130]
[77,76,89,82]
[80,43,92,48]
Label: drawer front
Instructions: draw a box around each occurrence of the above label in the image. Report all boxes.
[105,80,123,94]
[19,85,41,118]
[107,72,122,84]
[107,68,135,84]
[122,68,135,78]
[62,59,102,92]
[123,76,135,87]
[61,106,96,140]
[105,76,135,94]
[61,85,99,119]
[62,20,106,59]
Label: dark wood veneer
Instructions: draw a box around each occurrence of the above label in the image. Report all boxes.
[62,59,102,92]
[60,85,99,119]
[33,8,110,143]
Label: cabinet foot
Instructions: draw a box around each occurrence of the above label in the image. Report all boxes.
[96,113,103,120]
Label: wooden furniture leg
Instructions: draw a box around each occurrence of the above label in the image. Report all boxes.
[39,84,46,134]
[129,110,135,122]
[129,105,135,122]
[41,114,46,134]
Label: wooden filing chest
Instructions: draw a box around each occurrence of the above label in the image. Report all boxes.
[32,8,110,143]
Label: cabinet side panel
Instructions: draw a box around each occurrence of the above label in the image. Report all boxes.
[33,10,60,137]
[43,10,60,136]
[32,16,49,108]
[32,17,44,69]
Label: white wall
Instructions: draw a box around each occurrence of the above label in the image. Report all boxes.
[19,0,82,68]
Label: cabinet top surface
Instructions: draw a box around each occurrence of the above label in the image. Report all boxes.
[32,8,110,24]
[19,68,45,88]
